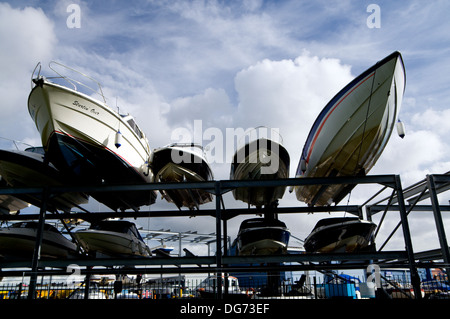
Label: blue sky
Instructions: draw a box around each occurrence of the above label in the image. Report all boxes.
[1,0,449,253]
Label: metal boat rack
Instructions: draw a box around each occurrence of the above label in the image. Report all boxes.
[0,174,449,299]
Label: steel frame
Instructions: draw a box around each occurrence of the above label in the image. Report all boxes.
[1,174,446,299]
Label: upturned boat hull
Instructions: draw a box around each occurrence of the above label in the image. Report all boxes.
[28,76,156,211]
[295,52,405,206]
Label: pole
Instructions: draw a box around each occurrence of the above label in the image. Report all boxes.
[395,176,421,299]
[427,175,450,280]
[215,181,222,300]
[28,187,49,300]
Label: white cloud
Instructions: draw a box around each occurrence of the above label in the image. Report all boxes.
[233,52,354,173]
[0,3,57,143]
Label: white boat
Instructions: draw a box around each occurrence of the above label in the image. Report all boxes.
[74,220,151,257]
[150,244,174,255]
[0,221,78,258]
[0,147,88,212]
[196,275,249,299]
[294,51,406,206]
[150,143,213,210]
[28,62,156,211]
[230,127,290,208]
[303,217,377,253]
[232,217,290,256]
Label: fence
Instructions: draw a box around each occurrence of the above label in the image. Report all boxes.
[0,273,448,300]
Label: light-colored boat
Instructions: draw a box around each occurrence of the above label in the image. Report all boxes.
[150,143,213,210]
[0,221,78,258]
[303,217,377,253]
[27,62,156,211]
[74,220,151,257]
[0,147,88,212]
[196,275,249,299]
[294,51,406,206]
[230,127,290,208]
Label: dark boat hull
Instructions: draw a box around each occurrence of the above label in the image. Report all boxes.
[47,132,156,211]
[231,138,290,208]
[151,146,213,210]
[304,217,376,253]
[235,218,290,255]
[0,147,88,212]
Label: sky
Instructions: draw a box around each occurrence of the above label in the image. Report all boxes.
[0,0,449,256]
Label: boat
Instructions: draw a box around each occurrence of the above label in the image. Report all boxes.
[303,217,377,253]
[0,221,78,258]
[0,146,88,212]
[27,62,156,211]
[74,220,151,257]
[0,179,30,214]
[294,51,406,206]
[150,244,174,255]
[196,274,250,299]
[232,217,290,255]
[150,143,213,210]
[230,127,290,208]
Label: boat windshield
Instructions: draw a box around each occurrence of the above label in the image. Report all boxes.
[24,146,46,155]
[10,222,60,233]
[90,221,144,241]
[120,115,144,139]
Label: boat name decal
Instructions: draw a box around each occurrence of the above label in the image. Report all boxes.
[73,100,99,116]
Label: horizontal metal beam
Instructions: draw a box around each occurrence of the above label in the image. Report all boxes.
[0,251,408,272]
[0,205,362,222]
[0,252,410,278]
[368,205,450,214]
[0,175,399,196]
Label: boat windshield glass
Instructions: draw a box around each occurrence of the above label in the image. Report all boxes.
[91,221,130,233]
[90,221,144,241]
[24,147,46,155]
[127,118,144,139]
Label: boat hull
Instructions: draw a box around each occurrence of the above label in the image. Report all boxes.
[151,146,213,209]
[74,230,150,257]
[0,222,77,258]
[304,217,376,253]
[0,179,29,214]
[74,221,150,257]
[295,52,405,206]
[235,218,290,255]
[0,148,88,212]
[28,79,156,211]
[231,138,290,208]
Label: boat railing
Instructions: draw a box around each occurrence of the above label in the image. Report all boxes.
[32,61,107,104]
